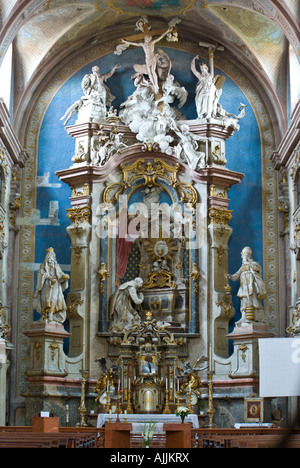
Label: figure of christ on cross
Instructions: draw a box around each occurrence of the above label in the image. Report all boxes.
[120,17,180,96]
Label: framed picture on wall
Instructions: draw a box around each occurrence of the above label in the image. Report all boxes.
[244,397,264,423]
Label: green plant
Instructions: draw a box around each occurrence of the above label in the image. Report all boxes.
[142,421,157,447]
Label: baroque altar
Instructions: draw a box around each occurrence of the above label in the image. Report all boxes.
[22,16,273,427]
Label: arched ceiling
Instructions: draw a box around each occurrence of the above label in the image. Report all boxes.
[0,0,299,144]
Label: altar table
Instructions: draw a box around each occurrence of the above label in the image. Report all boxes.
[97,413,199,432]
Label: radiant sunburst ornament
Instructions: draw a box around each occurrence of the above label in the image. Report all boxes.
[144,237,178,264]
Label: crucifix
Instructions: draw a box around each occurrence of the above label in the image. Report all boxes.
[198,40,224,77]
[115,16,180,101]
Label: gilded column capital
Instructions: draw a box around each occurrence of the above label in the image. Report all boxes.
[66,205,91,230]
[208,207,233,225]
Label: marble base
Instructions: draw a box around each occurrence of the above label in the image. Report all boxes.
[227,322,274,379]
[24,321,70,377]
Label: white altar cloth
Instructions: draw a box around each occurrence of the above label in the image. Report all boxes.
[97,413,199,431]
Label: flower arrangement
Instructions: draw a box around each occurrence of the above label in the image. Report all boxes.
[175,406,189,423]
[142,421,157,447]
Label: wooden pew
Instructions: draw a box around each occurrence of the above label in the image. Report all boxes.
[0,432,76,448]
[60,427,105,448]
[192,428,300,449]
[0,426,105,448]
[228,434,300,448]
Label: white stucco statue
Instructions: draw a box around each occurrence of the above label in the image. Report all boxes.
[174,124,206,171]
[226,246,267,326]
[286,298,300,337]
[91,126,127,165]
[119,73,154,127]
[61,64,120,125]
[118,17,180,95]
[33,247,70,324]
[109,277,144,333]
[191,56,225,119]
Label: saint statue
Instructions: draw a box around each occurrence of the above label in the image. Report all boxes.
[33,247,69,324]
[60,64,120,125]
[191,56,225,119]
[286,299,300,337]
[109,277,144,333]
[81,65,120,108]
[226,246,267,326]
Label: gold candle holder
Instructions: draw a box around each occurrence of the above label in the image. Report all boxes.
[116,390,121,422]
[126,388,133,414]
[105,382,111,413]
[163,389,171,414]
[76,369,88,427]
[188,390,193,414]
[206,371,216,428]
[175,391,180,412]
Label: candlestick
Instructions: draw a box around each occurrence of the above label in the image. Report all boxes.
[206,370,216,428]
[66,404,69,427]
[76,370,88,427]
[163,388,171,414]
[126,388,133,414]
[176,391,180,412]
[188,388,193,414]
[116,390,121,422]
[105,382,110,413]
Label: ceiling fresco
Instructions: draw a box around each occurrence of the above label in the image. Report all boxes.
[0,0,299,139]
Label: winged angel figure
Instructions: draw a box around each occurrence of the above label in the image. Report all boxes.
[94,357,119,402]
[177,356,208,395]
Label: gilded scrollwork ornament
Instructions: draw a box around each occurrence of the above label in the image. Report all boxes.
[103,158,198,210]
[209,207,233,225]
[189,263,200,295]
[66,206,91,232]
[98,262,109,294]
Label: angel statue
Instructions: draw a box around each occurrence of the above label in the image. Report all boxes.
[94,358,119,404]
[33,247,69,324]
[177,356,208,396]
[109,277,144,333]
[60,64,120,125]
[174,124,206,171]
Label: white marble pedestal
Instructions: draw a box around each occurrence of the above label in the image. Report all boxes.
[227,322,274,379]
